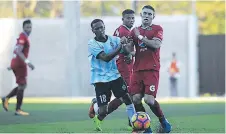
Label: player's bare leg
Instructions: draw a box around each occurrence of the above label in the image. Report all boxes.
[15,84,29,116]
[132,94,153,133]
[1,87,19,111]
[144,94,171,133]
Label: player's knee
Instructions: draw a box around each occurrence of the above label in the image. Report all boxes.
[121,93,133,105]
[132,94,143,105]
[98,105,108,116]
[144,95,155,106]
[18,84,27,90]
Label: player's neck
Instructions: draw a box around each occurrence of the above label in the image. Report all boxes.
[95,35,108,42]
[23,31,29,37]
[122,24,132,30]
[141,23,152,29]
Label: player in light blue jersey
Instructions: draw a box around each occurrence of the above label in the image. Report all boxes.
[88,19,136,132]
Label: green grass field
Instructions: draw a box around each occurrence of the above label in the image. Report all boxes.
[0,102,225,133]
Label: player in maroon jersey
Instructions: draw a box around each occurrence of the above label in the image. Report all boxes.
[113,9,134,86]
[113,9,148,129]
[126,5,172,133]
[1,19,35,116]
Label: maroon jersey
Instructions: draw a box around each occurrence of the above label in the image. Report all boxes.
[129,24,163,72]
[113,25,133,64]
[11,32,30,67]
[113,25,134,84]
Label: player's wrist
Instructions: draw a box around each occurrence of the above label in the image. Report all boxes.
[138,35,144,40]
[24,59,30,64]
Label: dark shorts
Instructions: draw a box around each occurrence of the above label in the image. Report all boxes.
[129,70,159,98]
[94,77,128,106]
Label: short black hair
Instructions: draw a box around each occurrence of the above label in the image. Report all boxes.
[23,19,31,28]
[142,5,155,12]
[122,9,135,16]
[91,19,104,28]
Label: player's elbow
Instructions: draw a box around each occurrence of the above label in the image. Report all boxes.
[15,50,22,55]
[104,57,112,62]
[101,56,111,62]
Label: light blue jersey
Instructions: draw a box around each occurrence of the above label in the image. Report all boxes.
[88,35,121,84]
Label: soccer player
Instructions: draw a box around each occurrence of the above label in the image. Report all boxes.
[125,5,172,133]
[1,19,35,116]
[88,19,136,131]
[88,9,146,130]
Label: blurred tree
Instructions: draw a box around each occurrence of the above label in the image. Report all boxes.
[0,0,224,34]
[0,1,14,18]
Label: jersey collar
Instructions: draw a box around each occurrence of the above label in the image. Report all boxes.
[23,31,29,37]
[140,24,153,30]
[122,25,132,31]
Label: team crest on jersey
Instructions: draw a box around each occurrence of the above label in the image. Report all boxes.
[138,36,147,48]
[110,42,114,48]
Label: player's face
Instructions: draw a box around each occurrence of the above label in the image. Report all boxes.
[92,21,105,38]
[123,14,135,28]
[23,23,32,35]
[140,8,154,25]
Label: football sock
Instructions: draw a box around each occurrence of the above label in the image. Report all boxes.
[107,98,123,114]
[97,98,122,121]
[126,104,136,120]
[6,87,18,98]
[134,103,146,112]
[16,89,24,110]
[148,100,164,123]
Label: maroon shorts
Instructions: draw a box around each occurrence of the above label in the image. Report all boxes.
[129,70,159,98]
[117,62,133,86]
[12,66,27,85]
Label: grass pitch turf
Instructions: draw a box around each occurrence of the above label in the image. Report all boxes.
[0,102,225,133]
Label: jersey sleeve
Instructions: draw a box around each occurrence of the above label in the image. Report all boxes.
[113,28,120,37]
[88,40,103,58]
[154,26,163,41]
[17,34,26,46]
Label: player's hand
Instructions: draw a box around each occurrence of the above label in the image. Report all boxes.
[127,36,133,43]
[7,67,12,71]
[124,54,132,64]
[134,27,140,37]
[27,63,35,70]
[120,36,127,44]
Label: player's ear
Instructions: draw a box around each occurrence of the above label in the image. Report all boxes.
[153,12,155,19]
[122,17,124,21]
[140,12,142,17]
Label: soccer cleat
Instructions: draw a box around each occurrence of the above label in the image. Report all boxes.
[93,115,102,131]
[88,98,97,119]
[143,127,153,133]
[15,110,29,116]
[127,126,133,131]
[161,118,172,133]
[1,97,9,111]
[127,117,133,131]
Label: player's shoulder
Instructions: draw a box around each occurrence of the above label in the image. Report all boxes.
[88,38,96,46]
[152,24,163,30]
[19,32,27,39]
[109,35,120,41]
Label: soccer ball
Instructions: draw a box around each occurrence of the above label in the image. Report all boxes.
[131,112,151,130]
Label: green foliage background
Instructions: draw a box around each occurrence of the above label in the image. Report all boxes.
[0,1,224,34]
